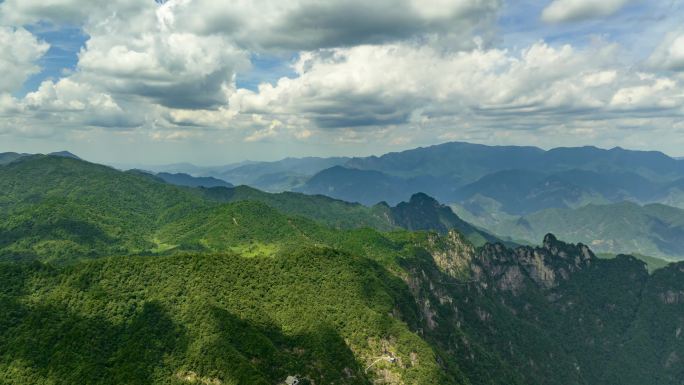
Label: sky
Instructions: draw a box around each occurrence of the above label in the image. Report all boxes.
[1,0,683,165]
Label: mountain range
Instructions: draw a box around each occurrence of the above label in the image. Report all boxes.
[133,141,684,259]
[1,154,683,384]
[453,201,684,260]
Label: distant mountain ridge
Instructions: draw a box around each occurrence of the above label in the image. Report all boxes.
[294,142,684,214]
[0,151,79,165]
[156,172,233,188]
[466,201,684,259]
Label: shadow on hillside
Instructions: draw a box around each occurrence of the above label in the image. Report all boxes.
[0,298,188,385]
[181,305,371,385]
[0,218,118,262]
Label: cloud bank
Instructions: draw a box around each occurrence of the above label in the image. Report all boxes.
[0,0,683,161]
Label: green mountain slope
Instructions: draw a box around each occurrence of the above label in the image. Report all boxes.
[200,185,397,231]
[485,201,684,259]
[0,249,466,385]
[0,155,211,263]
[0,156,494,262]
[3,155,684,385]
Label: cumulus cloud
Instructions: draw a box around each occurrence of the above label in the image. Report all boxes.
[0,27,49,94]
[226,39,684,145]
[1,0,683,157]
[0,0,503,139]
[77,31,248,109]
[160,0,501,51]
[1,0,502,51]
[231,42,614,127]
[541,0,631,23]
[648,32,684,72]
[0,0,144,25]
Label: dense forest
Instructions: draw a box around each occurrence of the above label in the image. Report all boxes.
[1,155,683,385]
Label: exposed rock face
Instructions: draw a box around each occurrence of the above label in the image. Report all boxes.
[427,230,476,278]
[474,233,594,293]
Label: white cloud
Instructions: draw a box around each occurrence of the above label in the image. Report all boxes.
[0,27,49,94]
[0,0,503,141]
[0,0,144,25]
[232,42,615,126]
[648,32,684,72]
[77,30,248,109]
[1,0,683,158]
[610,78,679,109]
[541,0,631,23]
[226,40,683,145]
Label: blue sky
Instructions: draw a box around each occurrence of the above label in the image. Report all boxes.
[1,0,683,165]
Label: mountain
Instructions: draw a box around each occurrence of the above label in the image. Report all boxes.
[48,151,80,160]
[156,172,233,188]
[0,155,210,263]
[0,151,78,165]
[138,142,684,215]
[346,142,545,181]
[2,154,684,384]
[213,157,349,192]
[295,166,411,205]
[346,142,683,182]
[299,142,684,212]
[0,155,492,262]
[483,201,684,259]
[0,152,27,165]
[454,169,604,215]
[296,166,456,206]
[386,193,501,247]
[118,157,349,193]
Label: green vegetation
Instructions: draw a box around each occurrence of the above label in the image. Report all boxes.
[482,201,684,260]
[2,155,684,385]
[0,250,461,385]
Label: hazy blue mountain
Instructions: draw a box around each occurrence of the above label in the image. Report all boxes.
[483,201,684,259]
[214,157,349,192]
[156,172,233,188]
[346,142,683,181]
[296,166,462,205]
[48,151,80,160]
[453,169,605,215]
[297,142,684,215]
[295,166,412,205]
[0,152,28,165]
[346,141,545,181]
[452,169,667,215]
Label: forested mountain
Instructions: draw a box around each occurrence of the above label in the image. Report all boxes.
[2,155,684,385]
[0,152,28,165]
[0,151,78,165]
[0,155,496,262]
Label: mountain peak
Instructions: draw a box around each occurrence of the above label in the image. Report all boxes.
[408,192,439,205]
[48,151,80,160]
[543,233,558,247]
